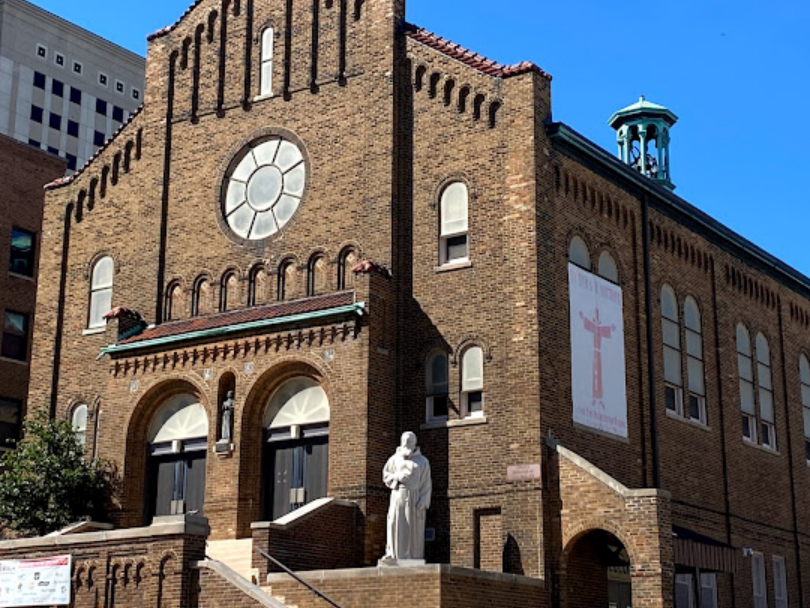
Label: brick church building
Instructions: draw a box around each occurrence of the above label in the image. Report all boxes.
[3,0,808,607]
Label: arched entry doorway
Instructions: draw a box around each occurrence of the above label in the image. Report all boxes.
[565,529,631,608]
[261,377,329,521]
[146,393,209,520]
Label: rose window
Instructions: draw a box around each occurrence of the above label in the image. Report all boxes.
[222,137,307,240]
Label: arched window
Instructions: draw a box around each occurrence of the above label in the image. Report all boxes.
[597,251,619,283]
[756,333,776,450]
[192,276,212,317]
[260,28,274,97]
[220,272,240,312]
[737,324,756,442]
[337,248,358,291]
[72,404,88,449]
[262,377,329,520]
[88,256,114,329]
[165,282,184,322]
[461,346,484,419]
[307,255,327,297]
[248,265,266,307]
[800,355,810,463]
[661,285,683,416]
[568,237,591,270]
[425,350,449,422]
[147,394,208,519]
[277,259,296,301]
[684,297,706,424]
[439,182,469,265]
[443,79,455,107]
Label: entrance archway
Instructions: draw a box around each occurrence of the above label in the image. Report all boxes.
[564,529,631,608]
[261,377,329,520]
[146,393,209,520]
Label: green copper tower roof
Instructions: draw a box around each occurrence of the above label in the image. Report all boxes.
[608,96,679,129]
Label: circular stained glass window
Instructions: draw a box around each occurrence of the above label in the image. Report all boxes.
[222,137,307,240]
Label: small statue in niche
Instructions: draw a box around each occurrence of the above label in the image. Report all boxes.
[220,390,235,443]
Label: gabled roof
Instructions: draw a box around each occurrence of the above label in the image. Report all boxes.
[44,104,145,190]
[147,0,207,41]
[404,23,552,81]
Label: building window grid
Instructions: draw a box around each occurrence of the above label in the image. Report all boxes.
[661,285,684,417]
[2,310,30,362]
[684,297,707,425]
[9,227,36,277]
[800,355,810,464]
[756,333,776,450]
[33,71,45,89]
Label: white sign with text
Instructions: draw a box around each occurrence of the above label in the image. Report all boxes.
[568,263,628,439]
[0,555,72,607]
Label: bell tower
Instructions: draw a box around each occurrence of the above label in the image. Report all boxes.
[609,96,678,190]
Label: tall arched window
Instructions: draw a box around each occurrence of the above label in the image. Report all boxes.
[756,333,776,450]
[737,324,756,442]
[147,394,208,520]
[439,182,469,265]
[568,237,591,270]
[461,346,484,419]
[277,259,296,301]
[661,285,683,416]
[425,350,449,422]
[165,282,185,322]
[684,297,706,424]
[260,28,274,97]
[597,251,618,283]
[800,355,810,463]
[72,404,88,449]
[88,256,114,329]
[262,377,329,520]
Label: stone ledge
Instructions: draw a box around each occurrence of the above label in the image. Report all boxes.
[0,514,210,551]
[265,564,545,588]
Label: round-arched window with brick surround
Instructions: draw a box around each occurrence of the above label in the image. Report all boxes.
[221,136,307,240]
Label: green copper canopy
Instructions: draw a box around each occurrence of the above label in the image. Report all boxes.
[608,96,678,129]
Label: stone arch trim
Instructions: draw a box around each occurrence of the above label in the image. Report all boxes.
[120,377,212,526]
[431,173,477,210]
[452,334,493,367]
[562,519,639,569]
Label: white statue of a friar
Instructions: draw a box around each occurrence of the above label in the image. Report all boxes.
[380,432,432,564]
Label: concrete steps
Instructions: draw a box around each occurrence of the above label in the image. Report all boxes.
[206,538,259,584]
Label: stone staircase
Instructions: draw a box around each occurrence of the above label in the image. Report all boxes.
[206,538,260,585]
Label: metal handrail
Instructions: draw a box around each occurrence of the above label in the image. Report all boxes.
[256,548,346,608]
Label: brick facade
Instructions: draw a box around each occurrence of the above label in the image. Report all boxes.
[15,0,810,607]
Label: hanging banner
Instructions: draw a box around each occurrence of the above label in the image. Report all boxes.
[568,263,628,439]
[0,555,72,607]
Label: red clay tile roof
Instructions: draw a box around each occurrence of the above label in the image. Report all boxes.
[45,104,145,191]
[405,23,552,81]
[120,291,356,345]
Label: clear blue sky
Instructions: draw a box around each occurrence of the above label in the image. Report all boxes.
[32,0,810,275]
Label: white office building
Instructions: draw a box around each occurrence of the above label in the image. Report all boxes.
[0,0,144,172]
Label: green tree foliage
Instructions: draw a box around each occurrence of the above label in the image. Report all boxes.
[0,415,114,537]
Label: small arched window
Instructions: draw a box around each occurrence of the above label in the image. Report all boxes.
[461,346,484,419]
[165,282,184,322]
[248,265,266,307]
[443,79,455,107]
[425,350,449,422]
[661,285,682,415]
[684,297,706,424]
[756,333,776,450]
[597,251,619,283]
[414,65,426,92]
[192,276,212,317]
[337,248,358,291]
[439,182,469,265]
[260,28,274,97]
[220,272,240,312]
[799,355,810,463]
[72,404,88,449]
[88,256,114,329]
[568,237,591,270]
[307,255,327,297]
